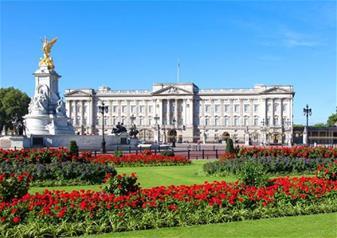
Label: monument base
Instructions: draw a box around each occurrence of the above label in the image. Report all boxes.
[0,133,131,151]
[24,114,74,136]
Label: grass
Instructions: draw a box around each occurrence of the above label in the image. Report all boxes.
[82,212,337,238]
[29,160,236,193]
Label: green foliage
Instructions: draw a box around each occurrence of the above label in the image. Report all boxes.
[313,123,328,128]
[114,150,123,158]
[203,157,335,176]
[225,138,234,153]
[316,161,337,181]
[238,159,268,187]
[1,199,337,237]
[0,160,116,185]
[327,113,337,127]
[69,140,79,156]
[103,173,140,196]
[0,173,31,202]
[160,150,175,157]
[0,87,30,134]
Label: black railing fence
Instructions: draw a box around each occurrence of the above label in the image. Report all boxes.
[88,145,224,160]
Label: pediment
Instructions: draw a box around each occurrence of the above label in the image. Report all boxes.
[152,86,192,96]
[260,87,291,94]
[64,90,93,97]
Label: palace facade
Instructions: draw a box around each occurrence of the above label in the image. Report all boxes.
[64,83,295,144]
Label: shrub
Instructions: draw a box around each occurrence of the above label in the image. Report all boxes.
[204,157,335,176]
[238,159,268,187]
[225,138,234,153]
[114,150,123,158]
[0,172,31,202]
[160,150,175,157]
[103,173,140,196]
[0,160,117,185]
[69,141,79,156]
[316,160,337,181]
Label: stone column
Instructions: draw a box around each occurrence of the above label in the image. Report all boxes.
[240,99,243,126]
[80,100,84,134]
[250,99,254,126]
[183,99,187,126]
[166,99,170,125]
[175,99,179,127]
[66,100,71,118]
[230,99,234,126]
[88,99,94,134]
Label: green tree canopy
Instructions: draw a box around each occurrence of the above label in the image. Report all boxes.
[313,123,327,128]
[327,113,337,127]
[0,87,30,134]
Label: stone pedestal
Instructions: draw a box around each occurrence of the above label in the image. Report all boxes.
[303,126,308,145]
[24,65,74,136]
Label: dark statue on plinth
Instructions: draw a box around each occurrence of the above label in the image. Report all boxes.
[112,122,127,134]
[129,124,139,138]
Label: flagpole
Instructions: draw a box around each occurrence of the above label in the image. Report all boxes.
[176,58,180,83]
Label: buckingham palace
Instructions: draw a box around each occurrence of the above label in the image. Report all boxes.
[64,83,294,145]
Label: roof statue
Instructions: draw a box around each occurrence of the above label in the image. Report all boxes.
[39,37,57,69]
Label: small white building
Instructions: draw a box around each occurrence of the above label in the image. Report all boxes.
[64,83,294,145]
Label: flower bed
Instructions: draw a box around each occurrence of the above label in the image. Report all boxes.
[236,146,337,159]
[207,146,337,177]
[0,148,190,166]
[92,151,190,166]
[204,157,335,176]
[1,175,337,237]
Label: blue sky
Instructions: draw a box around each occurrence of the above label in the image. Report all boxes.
[0,0,336,124]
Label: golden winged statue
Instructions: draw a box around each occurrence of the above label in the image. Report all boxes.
[39,37,58,69]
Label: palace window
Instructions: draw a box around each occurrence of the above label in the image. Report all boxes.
[148,105,153,113]
[205,105,210,113]
[274,116,279,126]
[254,104,259,112]
[244,104,250,113]
[243,117,249,126]
[274,103,279,112]
[224,104,229,113]
[234,117,239,126]
[215,105,220,113]
[140,106,144,113]
[254,117,259,126]
[122,106,127,113]
[234,105,239,113]
[113,106,117,113]
[282,103,287,112]
[148,118,152,125]
[267,104,272,112]
[205,117,209,126]
[214,117,218,126]
[224,117,229,126]
[131,106,136,113]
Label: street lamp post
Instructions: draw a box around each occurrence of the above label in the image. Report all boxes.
[303,104,312,145]
[172,118,176,147]
[261,119,266,145]
[98,101,109,154]
[154,115,160,143]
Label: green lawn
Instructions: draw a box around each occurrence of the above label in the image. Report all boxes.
[29,160,236,193]
[82,212,337,238]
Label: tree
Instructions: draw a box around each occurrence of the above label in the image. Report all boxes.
[0,87,30,135]
[313,123,327,128]
[327,113,337,127]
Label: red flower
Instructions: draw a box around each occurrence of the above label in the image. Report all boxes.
[12,216,21,223]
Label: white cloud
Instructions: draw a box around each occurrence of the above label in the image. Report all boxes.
[282,29,320,48]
